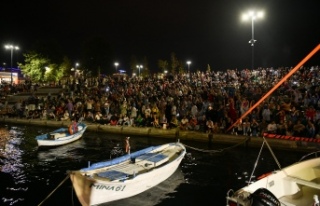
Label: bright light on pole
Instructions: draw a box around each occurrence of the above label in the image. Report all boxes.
[4,44,19,85]
[75,62,79,77]
[114,62,119,73]
[136,65,143,77]
[187,61,191,78]
[186,61,191,73]
[242,10,264,70]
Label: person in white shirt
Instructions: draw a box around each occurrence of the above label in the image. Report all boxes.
[60,110,70,121]
[180,115,189,130]
[267,121,277,134]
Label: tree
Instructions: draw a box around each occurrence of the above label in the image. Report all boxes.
[158,59,168,73]
[170,52,179,73]
[141,56,150,77]
[59,56,73,77]
[18,51,65,83]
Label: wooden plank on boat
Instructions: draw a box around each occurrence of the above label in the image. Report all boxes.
[284,176,320,189]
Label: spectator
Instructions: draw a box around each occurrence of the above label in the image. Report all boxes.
[267,121,277,134]
[293,120,306,137]
[242,118,251,136]
[180,115,189,130]
[159,114,168,129]
[206,118,214,133]
[60,110,70,121]
[306,120,316,138]
[250,118,260,137]
[188,116,200,131]
[169,115,179,129]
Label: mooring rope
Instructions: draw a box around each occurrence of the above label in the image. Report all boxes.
[183,137,249,153]
[37,174,70,206]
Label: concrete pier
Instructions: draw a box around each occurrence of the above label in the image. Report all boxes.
[1,117,319,153]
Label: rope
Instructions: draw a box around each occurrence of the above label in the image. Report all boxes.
[263,136,282,170]
[182,137,249,154]
[248,140,265,185]
[37,174,70,206]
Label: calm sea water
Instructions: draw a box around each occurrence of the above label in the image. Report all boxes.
[0,124,304,206]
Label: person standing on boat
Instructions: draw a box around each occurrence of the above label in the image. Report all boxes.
[125,137,130,154]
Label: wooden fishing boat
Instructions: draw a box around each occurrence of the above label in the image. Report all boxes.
[226,137,320,206]
[69,141,186,206]
[35,122,87,147]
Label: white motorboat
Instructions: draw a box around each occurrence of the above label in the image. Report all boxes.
[226,137,320,206]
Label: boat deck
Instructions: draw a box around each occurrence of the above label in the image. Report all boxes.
[90,145,182,182]
[278,175,320,205]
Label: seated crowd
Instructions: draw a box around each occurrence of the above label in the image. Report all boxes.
[3,65,320,139]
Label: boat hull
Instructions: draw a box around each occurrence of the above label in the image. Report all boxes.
[70,142,186,206]
[227,156,320,206]
[36,123,87,147]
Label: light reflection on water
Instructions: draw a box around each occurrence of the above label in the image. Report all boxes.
[0,126,28,205]
[0,124,305,206]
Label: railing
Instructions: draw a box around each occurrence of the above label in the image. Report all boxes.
[299,151,320,162]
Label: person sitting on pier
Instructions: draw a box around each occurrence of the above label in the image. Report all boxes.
[180,115,189,130]
[188,116,199,131]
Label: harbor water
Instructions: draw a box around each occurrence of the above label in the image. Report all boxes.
[0,124,305,206]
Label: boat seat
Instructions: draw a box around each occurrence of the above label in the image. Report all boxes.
[97,170,129,181]
[284,176,320,189]
[50,132,67,139]
[136,153,169,168]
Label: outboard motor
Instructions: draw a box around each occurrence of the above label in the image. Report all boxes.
[250,188,281,206]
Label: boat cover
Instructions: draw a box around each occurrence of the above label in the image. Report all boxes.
[97,170,129,181]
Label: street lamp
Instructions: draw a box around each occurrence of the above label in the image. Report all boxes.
[186,61,191,73]
[187,61,191,78]
[75,62,79,77]
[242,10,264,70]
[114,62,119,73]
[4,44,19,84]
[136,65,143,77]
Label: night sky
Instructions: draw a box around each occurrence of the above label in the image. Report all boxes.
[0,0,319,72]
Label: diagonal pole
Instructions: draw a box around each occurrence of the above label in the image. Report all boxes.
[227,44,320,132]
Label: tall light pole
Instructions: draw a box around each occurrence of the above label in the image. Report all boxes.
[75,62,79,77]
[186,61,191,73]
[4,44,19,85]
[136,65,143,77]
[114,62,119,73]
[186,61,191,81]
[242,10,264,70]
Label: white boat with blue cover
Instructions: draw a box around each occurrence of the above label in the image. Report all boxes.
[69,141,186,206]
[35,122,87,147]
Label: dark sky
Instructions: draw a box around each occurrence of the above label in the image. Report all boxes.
[0,0,319,72]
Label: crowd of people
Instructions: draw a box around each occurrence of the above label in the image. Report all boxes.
[3,65,320,139]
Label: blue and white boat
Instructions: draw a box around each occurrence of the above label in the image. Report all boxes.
[69,141,186,206]
[35,122,87,147]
